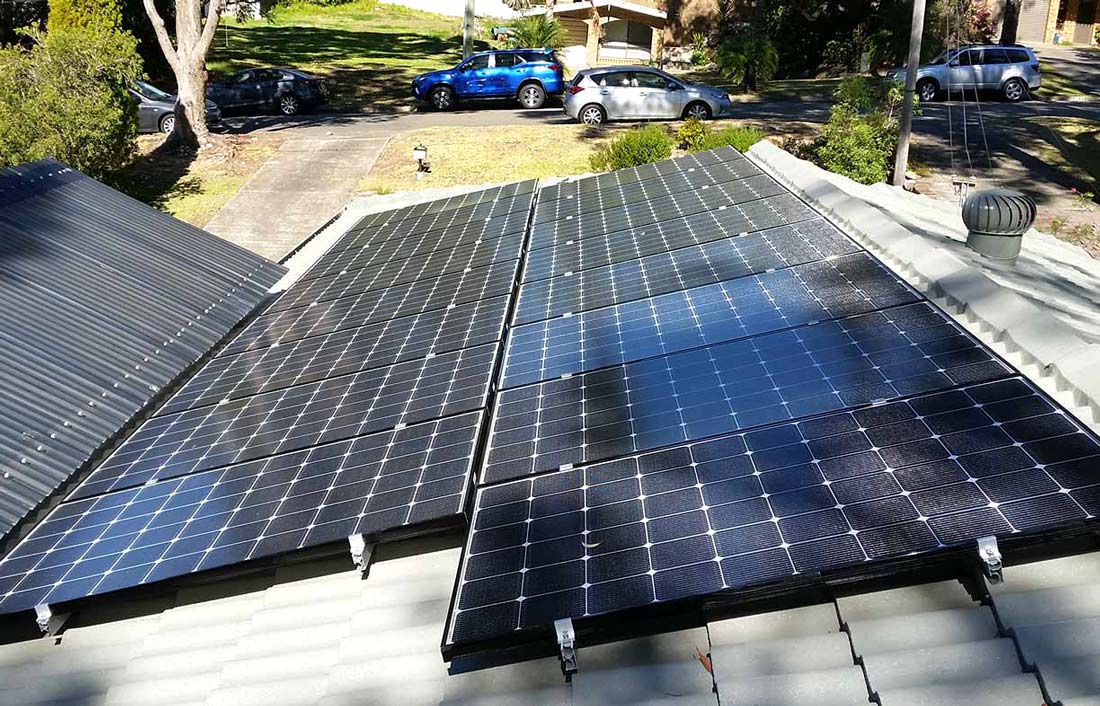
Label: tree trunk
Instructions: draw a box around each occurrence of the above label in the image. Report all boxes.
[545,0,556,21]
[143,0,225,149]
[999,0,1020,44]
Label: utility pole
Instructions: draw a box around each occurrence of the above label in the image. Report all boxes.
[463,0,475,58]
[892,0,927,187]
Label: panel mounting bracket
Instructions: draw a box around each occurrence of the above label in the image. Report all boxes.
[34,604,67,636]
[348,534,375,579]
[554,617,578,681]
[977,536,1003,584]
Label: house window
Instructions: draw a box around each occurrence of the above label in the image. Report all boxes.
[1056,0,1069,30]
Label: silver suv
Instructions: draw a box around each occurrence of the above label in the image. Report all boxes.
[888,45,1041,102]
[564,66,734,125]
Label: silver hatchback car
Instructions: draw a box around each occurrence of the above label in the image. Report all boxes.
[888,45,1041,102]
[564,66,734,125]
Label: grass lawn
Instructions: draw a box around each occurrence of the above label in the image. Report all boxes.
[361,125,615,192]
[208,0,490,111]
[1038,69,1088,99]
[113,135,284,228]
[1019,116,1100,193]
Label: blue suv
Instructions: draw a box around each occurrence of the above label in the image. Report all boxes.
[412,49,565,111]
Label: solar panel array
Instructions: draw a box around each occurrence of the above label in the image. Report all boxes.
[443,147,1100,653]
[0,181,535,615]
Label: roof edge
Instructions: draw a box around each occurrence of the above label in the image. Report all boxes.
[747,139,1100,430]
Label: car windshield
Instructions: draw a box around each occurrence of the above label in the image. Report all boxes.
[928,50,954,65]
[134,81,173,102]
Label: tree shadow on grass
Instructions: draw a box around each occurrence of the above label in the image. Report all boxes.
[110,142,201,212]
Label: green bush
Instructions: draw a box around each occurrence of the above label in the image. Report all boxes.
[0,26,141,179]
[678,119,765,153]
[676,118,709,151]
[697,125,766,153]
[508,15,566,49]
[590,124,673,171]
[47,0,121,33]
[690,32,712,66]
[803,75,901,184]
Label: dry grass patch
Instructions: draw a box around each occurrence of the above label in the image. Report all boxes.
[360,125,616,193]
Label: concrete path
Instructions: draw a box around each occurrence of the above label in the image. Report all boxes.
[204,136,388,261]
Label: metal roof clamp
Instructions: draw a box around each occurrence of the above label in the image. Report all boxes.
[348,534,375,579]
[977,536,1003,584]
[34,604,67,636]
[554,617,578,681]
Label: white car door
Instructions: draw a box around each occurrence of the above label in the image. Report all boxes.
[633,71,683,119]
[948,49,981,90]
[594,71,642,119]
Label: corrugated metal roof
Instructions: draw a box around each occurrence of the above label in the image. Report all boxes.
[0,160,285,542]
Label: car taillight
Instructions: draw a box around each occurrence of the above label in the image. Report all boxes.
[1031,62,1041,72]
[567,85,584,95]
[549,65,561,71]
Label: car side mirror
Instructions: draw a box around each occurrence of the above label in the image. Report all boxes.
[668,83,683,90]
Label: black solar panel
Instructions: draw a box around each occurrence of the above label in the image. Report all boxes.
[0,412,483,613]
[441,147,1100,658]
[0,179,521,617]
[447,379,1100,645]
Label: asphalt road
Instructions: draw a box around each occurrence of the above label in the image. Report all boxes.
[219,96,1100,142]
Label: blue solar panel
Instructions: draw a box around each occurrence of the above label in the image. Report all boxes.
[502,253,917,389]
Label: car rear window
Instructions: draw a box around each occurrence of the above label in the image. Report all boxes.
[1007,49,1031,63]
[520,51,554,63]
[983,48,1009,64]
[595,71,632,87]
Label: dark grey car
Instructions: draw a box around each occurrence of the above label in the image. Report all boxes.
[130,80,223,134]
[206,68,329,116]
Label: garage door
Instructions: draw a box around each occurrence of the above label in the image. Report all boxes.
[1017,0,1050,43]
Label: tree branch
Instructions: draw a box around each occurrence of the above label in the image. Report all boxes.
[197,0,228,57]
[142,0,179,73]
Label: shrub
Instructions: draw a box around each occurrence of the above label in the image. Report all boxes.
[690,32,712,67]
[715,30,777,91]
[508,15,566,49]
[697,125,766,152]
[47,0,122,33]
[0,26,141,179]
[802,76,902,184]
[590,124,673,171]
[676,118,709,151]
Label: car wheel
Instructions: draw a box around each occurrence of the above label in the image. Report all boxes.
[917,79,938,102]
[278,94,301,116]
[519,83,547,109]
[579,104,606,126]
[430,85,455,111]
[684,102,711,120]
[159,114,175,135]
[1002,77,1026,102]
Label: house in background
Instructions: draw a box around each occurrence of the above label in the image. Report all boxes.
[526,0,668,69]
[993,0,1099,45]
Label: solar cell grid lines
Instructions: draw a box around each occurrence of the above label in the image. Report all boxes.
[358,191,535,244]
[73,341,499,499]
[502,252,918,389]
[446,378,1100,646]
[341,207,532,257]
[485,302,1011,485]
[522,194,819,282]
[533,154,760,223]
[513,220,861,325]
[272,232,524,311]
[0,412,483,614]
[528,173,789,252]
[537,146,743,204]
[353,180,537,231]
[223,258,519,355]
[160,295,510,416]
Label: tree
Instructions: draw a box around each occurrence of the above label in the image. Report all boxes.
[142,0,228,147]
[0,26,141,178]
[544,0,555,20]
[47,0,122,33]
[509,14,566,48]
